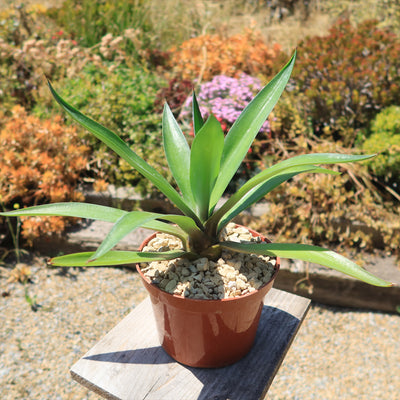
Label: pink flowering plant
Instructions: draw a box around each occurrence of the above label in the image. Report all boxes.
[0,52,393,287]
[180,73,272,189]
[180,73,271,136]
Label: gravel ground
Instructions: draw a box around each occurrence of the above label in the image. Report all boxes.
[1,256,399,400]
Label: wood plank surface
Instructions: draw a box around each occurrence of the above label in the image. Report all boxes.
[70,288,311,400]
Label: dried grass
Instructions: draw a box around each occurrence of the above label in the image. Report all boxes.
[2,0,393,53]
[0,0,64,10]
[144,0,336,52]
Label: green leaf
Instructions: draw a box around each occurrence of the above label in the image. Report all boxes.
[192,91,204,134]
[208,153,375,232]
[238,153,374,205]
[141,220,188,242]
[0,202,194,247]
[210,52,296,210]
[162,103,194,208]
[89,211,164,261]
[90,210,205,261]
[47,80,199,222]
[190,115,225,221]
[221,242,393,287]
[49,250,186,267]
[0,202,127,222]
[216,167,340,233]
[157,214,210,250]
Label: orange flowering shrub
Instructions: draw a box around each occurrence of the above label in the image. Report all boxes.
[0,106,90,244]
[168,29,283,82]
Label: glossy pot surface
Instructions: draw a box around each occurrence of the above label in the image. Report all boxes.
[136,227,280,368]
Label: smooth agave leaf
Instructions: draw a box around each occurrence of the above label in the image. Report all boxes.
[210,52,296,210]
[190,115,224,221]
[50,250,187,267]
[140,220,187,240]
[89,212,167,261]
[0,202,191,246]
[163,103,194,208]
[209,153,375,231]
[192,91,204,134]
[48,81,198,222]
[216,166,340,233]
[90,211,204,261]
[221,242,393,287]
[0,202,127,222]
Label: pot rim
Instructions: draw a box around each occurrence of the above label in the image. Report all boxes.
[136,225,280,304]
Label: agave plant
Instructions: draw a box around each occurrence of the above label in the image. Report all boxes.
[0,53,392,287]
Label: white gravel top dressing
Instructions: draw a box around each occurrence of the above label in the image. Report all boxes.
[140,223,276,299]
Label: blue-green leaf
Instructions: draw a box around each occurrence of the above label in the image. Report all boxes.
[0,202,127,222]
[90,211,206,261]
[0,202,194,246]
[190,115,224,221]
[50,250,186,267]
[48,80,198,222]
[210,52,296,210]
[163,103,194,208]
[141,220,187,241]
[216,166,340,232]
[208,153,375,232]
[89,212,163,261]
[192,91,204,134]
[221,242,393,287]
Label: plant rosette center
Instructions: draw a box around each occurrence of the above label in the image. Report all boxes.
[139,223,277,300]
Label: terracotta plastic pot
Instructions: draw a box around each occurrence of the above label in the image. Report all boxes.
[136,226,280,368]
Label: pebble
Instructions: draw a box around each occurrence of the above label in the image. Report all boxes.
[164,279,177,293]
[181,268,190,277]
[141,223,277,299]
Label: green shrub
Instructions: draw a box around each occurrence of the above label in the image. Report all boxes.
[362,106,400,190]
[46,0,151,50]
[267,92,312,141]
[0,4,79,115]
[0,36,92,114]
[34,62,169,193]
[293,19,400,146]
[0,23,157,118]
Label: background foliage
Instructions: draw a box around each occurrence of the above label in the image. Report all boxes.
[362,106,400,191]
[33,62,168,191]
[168,29,284,82]
[0,0,399,261]
[292,18,400,146]
[46,0,151,49]
[0,106,89,244]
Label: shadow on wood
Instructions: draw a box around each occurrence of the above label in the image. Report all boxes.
[75,298,308,400]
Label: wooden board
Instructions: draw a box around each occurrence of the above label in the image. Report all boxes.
[70,288,310,400]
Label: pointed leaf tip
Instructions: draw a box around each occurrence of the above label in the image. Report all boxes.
[47,81,199,221]
[192,90,204,134]
[210,52,297,208]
